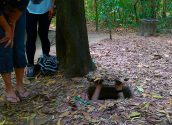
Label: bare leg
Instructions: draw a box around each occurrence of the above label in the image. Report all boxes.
[15,68,29,97]
[1,73,20,102]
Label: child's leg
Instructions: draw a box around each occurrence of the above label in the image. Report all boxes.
[13,12,29,97]
[38,12,51,56]
[1,73,20,102]
[26,10,38,65]
[25,11,38,78]
[0,28,19,102]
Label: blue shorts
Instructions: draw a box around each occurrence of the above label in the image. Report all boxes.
[0,13,27,73]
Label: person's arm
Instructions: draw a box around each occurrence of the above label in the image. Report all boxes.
[0,0,29,47]
[91,84,102,100]
[0,13,13,47]
[8,0,29,25]
[7,9,22,26]
[48,0,56,19]
[0,15,11,33]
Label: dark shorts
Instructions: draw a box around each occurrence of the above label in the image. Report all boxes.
[0,13,27,73]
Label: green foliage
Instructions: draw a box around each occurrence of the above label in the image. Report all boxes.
[98,0,115,30]
[85,0,172,30]
[85,0,95,21]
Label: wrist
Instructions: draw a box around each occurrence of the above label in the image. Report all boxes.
[8,22,15,30]
[9,22,15,26]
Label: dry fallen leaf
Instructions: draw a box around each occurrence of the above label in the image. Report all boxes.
[0,120,5,125]
[129,111,141,118]
[98,103,107,112]
[110,114,121,123]
[57,118,62,125]
[87,106,95,113]
[59,111,70,118]
[152,94,163,99]
[82,112,92,121]
[140,102,150,110]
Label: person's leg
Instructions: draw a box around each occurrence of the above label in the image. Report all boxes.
[26,10,38,66]
[0,29,19,102]
[25,10,38,77]
[13,12,29,97]
[1,73,20,102]
[38,12,51,56]
[15,68,29,97]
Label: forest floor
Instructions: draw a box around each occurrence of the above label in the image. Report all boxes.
[0,25,172,125]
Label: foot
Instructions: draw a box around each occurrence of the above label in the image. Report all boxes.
[26,66,35,78]
[5,91,20,103]
[16,87,30,98]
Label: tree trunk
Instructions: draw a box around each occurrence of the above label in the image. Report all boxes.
[109,29,112,40]
[134,0,139,22]
[162,0,167,18]
[150,0,156,18]
[94,0,99,31]
[56,0,95,77]
[140,0,147,18]
[138,18,158,36]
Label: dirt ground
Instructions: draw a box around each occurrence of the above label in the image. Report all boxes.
[0,26,172,125]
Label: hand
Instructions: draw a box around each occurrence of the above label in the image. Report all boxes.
[0,23,14,48]
[48,7,54,20]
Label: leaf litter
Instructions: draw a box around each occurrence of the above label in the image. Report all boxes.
[0,32,172,124]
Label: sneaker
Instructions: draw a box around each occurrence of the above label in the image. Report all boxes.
[26,66,35,78]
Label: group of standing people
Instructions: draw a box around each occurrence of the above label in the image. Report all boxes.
[0,0,55,103]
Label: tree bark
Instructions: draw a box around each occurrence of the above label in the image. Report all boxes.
[134,0,139,22]
[94,0,99,31]
[109,29,112,40]
[56,0,95,77]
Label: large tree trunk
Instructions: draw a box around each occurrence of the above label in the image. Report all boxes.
[56,0,95,77]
